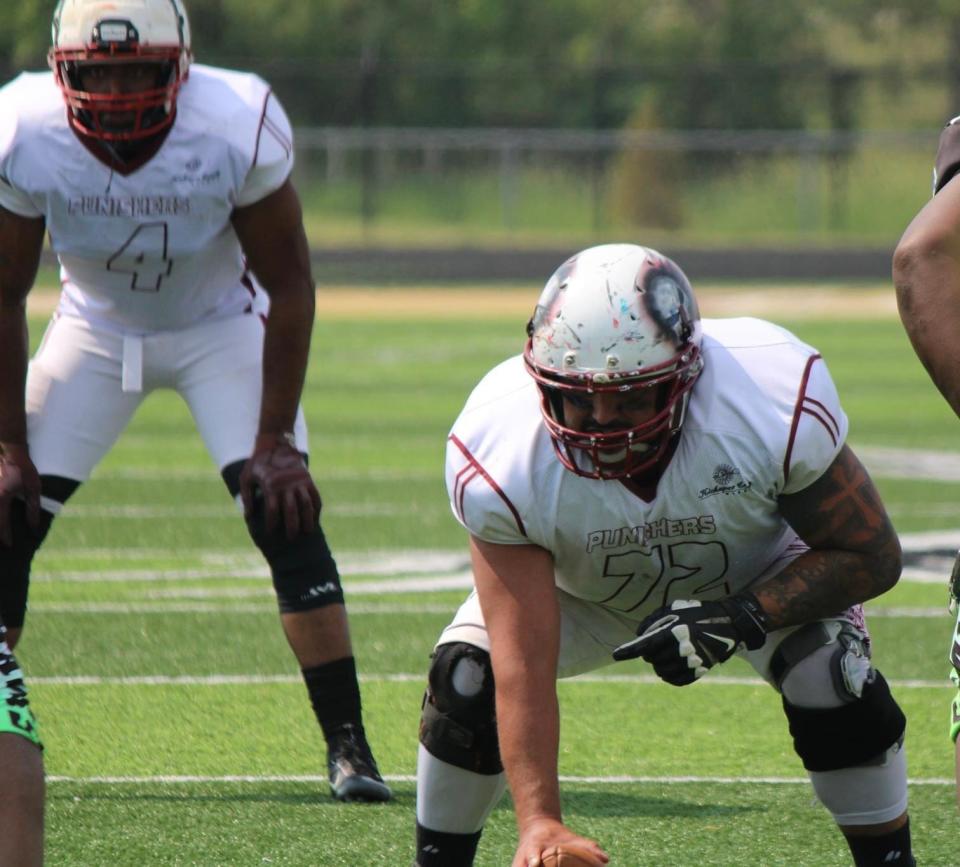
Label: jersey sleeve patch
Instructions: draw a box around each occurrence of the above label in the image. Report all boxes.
[934,117,960,195]
[447,433,528,543]
[235,90,294,207]
[782,354,848,493]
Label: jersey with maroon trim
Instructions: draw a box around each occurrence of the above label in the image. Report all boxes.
[934,114,960,194]
[445,316,848,625]
[0,64,293,333]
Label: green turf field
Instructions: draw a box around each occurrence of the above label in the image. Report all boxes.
[16,294,960,865]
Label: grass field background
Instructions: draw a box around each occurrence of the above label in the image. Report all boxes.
[17,283,960,865]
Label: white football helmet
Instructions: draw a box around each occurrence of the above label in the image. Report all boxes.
[523,244,704,480]
[49,0,192,141]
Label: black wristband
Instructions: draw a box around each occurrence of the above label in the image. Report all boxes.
[725,591,769,650]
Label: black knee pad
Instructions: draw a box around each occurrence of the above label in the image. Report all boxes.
[0,500,55,629]
[782,670,906,772]
[419,642,502,775]
[222,459,343,613]
[249,510,344,613]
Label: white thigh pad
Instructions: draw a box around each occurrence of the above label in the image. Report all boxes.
[27,316,143,480]
[171,314,308,468]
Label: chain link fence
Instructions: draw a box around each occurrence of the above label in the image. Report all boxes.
[292,126,940,250]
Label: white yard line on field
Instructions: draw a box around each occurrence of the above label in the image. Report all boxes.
[74,444,960,485]
[43,772,953,785]
[57,503,428,519]
[25,600,952,618]
[30,672,949,689]
[35,548,469,569]
[29,601,459,614]
[93,466,436,482]
[31,572,474,591]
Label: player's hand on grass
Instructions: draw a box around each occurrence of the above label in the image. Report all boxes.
[513,817,609,867]
[612,594,768,686]
[240,432,321,539]
[0,443,40,546]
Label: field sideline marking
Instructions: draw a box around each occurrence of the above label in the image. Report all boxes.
[29,672,950,689]
[43,773,953,786]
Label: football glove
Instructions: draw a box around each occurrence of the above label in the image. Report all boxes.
[0,443,41,547]
[612,593,769,686]
[240,432,321,540]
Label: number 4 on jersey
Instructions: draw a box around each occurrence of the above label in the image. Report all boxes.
[107,222,174,291]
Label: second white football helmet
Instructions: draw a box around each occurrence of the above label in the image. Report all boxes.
[524,243,704,480]
[49,0,192,141]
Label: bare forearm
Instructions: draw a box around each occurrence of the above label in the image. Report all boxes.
[0,308,29,445]
[495,670,562,828]
[259,286,314,435]
[471,539,564,830]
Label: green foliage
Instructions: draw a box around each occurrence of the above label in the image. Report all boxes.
[4,0,956,130]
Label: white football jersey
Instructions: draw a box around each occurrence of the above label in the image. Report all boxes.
[446,317,848,626]
[0,65,294,333]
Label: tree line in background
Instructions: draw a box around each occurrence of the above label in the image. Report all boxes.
[3,0,960,132]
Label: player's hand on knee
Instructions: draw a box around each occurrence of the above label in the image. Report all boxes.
[514,817,609,867]
[612,594,769,686]
[0,443,41,546]
[239,433,321,540]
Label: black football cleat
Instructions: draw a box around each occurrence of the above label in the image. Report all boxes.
[326,723,392,802]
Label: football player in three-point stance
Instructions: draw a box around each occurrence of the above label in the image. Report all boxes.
[0,2,390,852]
[415,244,914,866]
[895,112,960,808]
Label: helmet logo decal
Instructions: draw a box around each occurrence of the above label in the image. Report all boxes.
[642,270,695,347]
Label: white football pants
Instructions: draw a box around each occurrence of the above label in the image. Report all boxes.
[25,312,307,508]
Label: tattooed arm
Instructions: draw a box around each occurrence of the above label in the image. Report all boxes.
[753,443,902,630]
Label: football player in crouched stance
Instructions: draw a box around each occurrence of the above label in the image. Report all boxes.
[0,0,391,828]
[414,244,914,867]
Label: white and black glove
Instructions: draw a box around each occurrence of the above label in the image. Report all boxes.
[612,593,769,686]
